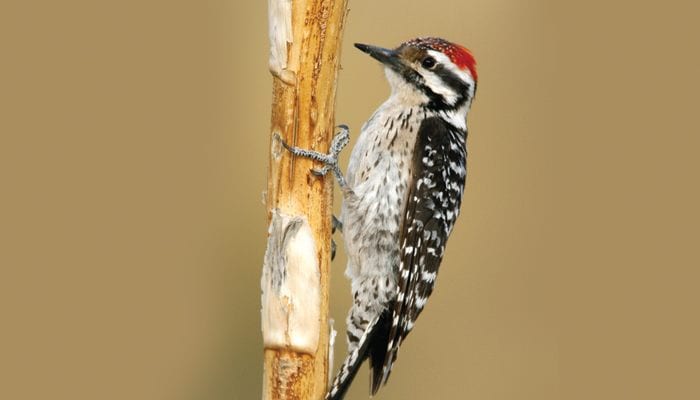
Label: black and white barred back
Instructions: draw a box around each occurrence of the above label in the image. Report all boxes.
[380,116,466,385]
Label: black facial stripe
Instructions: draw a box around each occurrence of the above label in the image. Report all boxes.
[397,69,439,104]
[400,63,472,111]
[433,64,471,101]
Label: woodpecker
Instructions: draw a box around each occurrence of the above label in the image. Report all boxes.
[278,37,477,399]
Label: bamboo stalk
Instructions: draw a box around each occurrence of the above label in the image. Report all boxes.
[261,0,348,399]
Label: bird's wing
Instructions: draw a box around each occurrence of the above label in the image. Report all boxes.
[376,116,467,390]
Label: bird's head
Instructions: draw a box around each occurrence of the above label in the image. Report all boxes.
[355,37,477,112]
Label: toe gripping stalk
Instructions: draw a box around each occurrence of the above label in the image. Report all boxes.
[276,125,350,189]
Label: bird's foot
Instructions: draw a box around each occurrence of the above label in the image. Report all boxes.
[275,125,350,189]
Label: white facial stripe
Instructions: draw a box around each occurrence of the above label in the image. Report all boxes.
[381,50,476,109]
[418,51,457,105]
[429,50,475,87]
[426,50,476,103]
[440,105,468,131]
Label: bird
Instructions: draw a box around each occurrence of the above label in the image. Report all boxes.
[277,37,477,399]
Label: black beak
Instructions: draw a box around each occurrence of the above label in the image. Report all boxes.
[354,43,403,70]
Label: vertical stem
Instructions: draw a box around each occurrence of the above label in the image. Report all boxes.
[262,0,348,399]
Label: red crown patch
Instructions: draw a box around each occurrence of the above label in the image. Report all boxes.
[404,37,478,82]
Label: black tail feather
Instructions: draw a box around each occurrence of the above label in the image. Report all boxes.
[326,310,391,400]
[368,310,392,395]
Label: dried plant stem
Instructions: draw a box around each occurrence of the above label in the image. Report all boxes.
[261,0,348,399]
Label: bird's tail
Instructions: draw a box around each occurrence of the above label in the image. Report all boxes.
[324,312,381,400]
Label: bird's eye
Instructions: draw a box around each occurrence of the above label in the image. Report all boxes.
[421,56,436,69]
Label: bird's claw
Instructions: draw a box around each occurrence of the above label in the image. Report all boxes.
[275,125,350,189]
[311,165,332,177]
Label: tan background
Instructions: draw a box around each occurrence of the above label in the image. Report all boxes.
[1,1,698,399]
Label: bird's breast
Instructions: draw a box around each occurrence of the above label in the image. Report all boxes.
[341,105,424,278]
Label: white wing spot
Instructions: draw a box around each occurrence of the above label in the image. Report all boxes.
[415,296,428,309]
[421,270,437,282]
